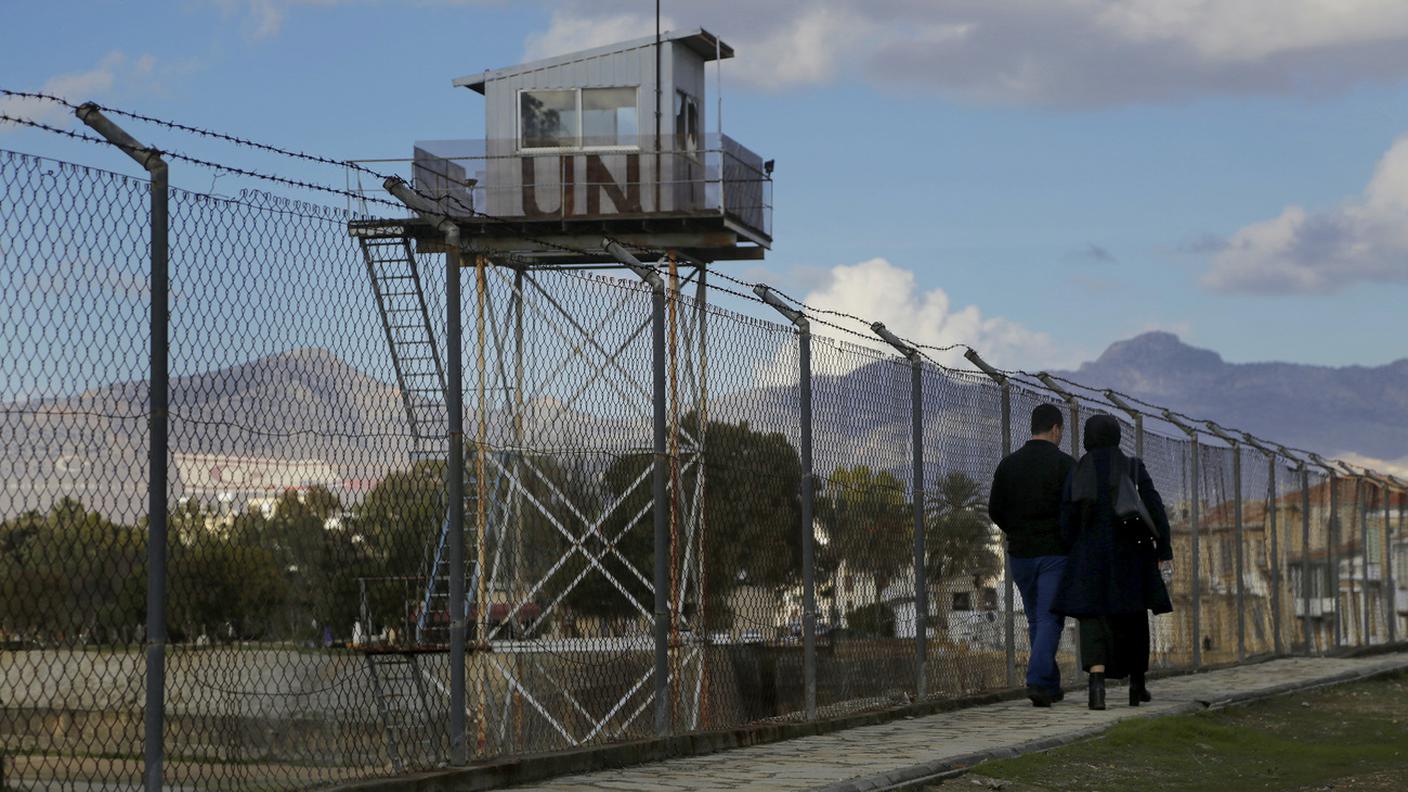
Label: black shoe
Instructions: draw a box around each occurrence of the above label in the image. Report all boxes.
[1088,673,1106,711]
[1027,686,1053,708]
[1051,688,1066,703]
[1129,673,1151,706]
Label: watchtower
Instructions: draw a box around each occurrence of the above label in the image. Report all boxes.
[347,31,772,764]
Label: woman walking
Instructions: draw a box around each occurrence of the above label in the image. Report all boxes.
[1051,414,1173,709]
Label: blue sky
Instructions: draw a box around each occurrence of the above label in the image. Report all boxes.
[3,0,1407,369]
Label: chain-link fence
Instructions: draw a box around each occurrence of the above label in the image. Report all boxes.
[3,134,1407,792]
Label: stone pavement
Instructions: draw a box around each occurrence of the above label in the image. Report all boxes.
[512,653,1408,792]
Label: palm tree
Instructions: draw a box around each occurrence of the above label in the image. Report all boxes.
[925,471,1001,630]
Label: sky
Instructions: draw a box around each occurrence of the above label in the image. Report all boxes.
[2,0,1407,371]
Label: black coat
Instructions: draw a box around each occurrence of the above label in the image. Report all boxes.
[1050,450,1174,618]
[988,440,1076,558]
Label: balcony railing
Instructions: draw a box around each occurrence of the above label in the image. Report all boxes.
[345,133,773,244]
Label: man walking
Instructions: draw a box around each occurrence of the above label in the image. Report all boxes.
[988,404,1075,707]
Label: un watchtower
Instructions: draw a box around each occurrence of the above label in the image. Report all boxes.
[347,31,772,767]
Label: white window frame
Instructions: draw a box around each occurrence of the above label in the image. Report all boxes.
[517,86,640,154]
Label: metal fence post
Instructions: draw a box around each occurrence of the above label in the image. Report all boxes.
[754,285,817,719]
[1245,435,1282,656]
[1165,412,1201,668]
[606,241,671,736]
[75,104,170,792]
[1349,469,1370,645]
[1039,374,1081,670]
[385,179,468,763]
[1347,467,1372,645]
[1104,392,1145,460]
[872,323,926,700]
[1292,455,1313,654]
[1312,456,1342,649]
[1382,478,1398,644]
[1207,423,1244,661]
[965,350,1015,689]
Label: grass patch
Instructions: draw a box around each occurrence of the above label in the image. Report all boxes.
[969,672,1408,792]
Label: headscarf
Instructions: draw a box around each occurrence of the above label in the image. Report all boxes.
[1083,413,1122,451]
[1071,413,1128,504]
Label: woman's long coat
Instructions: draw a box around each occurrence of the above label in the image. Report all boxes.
[1050,450,1174,618]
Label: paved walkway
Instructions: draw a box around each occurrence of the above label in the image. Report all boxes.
[515,653,1408,792]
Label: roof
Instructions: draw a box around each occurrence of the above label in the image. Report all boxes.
[452,28,734,94]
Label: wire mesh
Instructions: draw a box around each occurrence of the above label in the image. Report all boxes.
[3,142,1403,790]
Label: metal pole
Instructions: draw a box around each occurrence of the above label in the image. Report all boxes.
[1384,480,1397,644]
[965,350,1015,688]
[1302,465,1313,653]
[1206,423,1244,661]
[384,178,466,762]
[1191,436,1202,667]
[76,104,169,792]
[1103,391,1144,459]
[1000,384,1014,687]
[1233,445,1244,659]
[449,236,468,764]
[1165,412,1201,668]
[1320,462,1342,649]
[1245,436,1282,657]
[606,241,671,736]
[1039,373,1081,670]
[1360,478,1371,644]
[753,285,816,719]
[873,322,925,700]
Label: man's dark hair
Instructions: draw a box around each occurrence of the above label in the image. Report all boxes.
[1031,404,1064,435]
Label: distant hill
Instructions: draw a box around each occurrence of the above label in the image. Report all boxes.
[5,333,1400,521]
[1053,332,1408,464]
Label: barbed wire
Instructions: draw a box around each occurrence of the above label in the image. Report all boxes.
[0,94,1383,481]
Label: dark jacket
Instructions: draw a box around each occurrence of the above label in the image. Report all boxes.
[1050,448,1174,618]
[988,439,1076,558]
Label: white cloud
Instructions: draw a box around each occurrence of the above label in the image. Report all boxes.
[524,0,1408,105]
[1336,451,1408,480]
[524,10,678,62]
[0,52,161,134]
[1202,134,1408,294]
[796,258,1063,371]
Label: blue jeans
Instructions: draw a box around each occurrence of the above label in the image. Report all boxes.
[1010,555,1067,692]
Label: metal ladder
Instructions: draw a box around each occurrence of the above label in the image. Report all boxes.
[359,232,449,448]
[365,653,441,771]
[359,230,488,646]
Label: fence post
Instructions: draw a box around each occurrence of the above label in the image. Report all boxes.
[1244,435,1282,656]
[754,285,817,719]
[1346,467,1371,645]
[1103,391,1144,460]
[75,104,170,792]
[1338,465,1371,645]
[872,323,926,701]
[1312,455,1342,649]
[1039,374,1081,670]
[965,350,1015,688]
[1382,477,1398,645]
[1288,452,1313,654]
[385,178,468,763]
[1164,412,1201,668]
[606,241,672,736]
[1206,423,1244,662]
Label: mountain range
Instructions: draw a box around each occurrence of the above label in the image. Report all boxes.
[3,332,1402,520]
[1053,332,1408,469]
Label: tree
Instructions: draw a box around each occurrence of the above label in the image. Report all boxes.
[924,471,1002,629]
[568,413,807,631]
[819,465,912,598]
[0,498,144,643]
